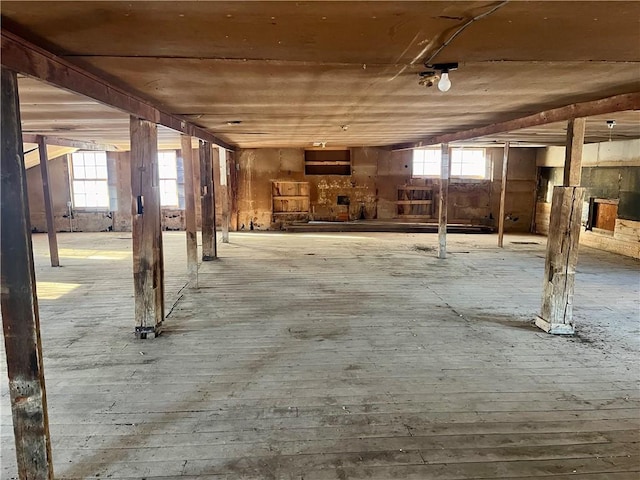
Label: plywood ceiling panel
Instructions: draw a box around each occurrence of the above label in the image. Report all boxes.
[3,1,640,148]
[22,145,77,169]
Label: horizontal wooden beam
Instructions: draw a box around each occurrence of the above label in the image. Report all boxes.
[23,134,119,151]
[391,92,640,151]
[2,30,235,151]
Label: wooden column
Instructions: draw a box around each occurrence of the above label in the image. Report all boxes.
[1,68,55,479]
[211,146,219,256]
[229,151,239,232]
[181,135,198,288]
[563,118,586,187]
[536,118,586,335]
[438,144,450,259]
[37,135,60,266]
[220,149,230,243]
[498,142,510,248]
[130,116,164,339]
[536,186,585,334]
[200,140,216,260]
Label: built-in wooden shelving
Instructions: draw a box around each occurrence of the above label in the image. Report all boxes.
[272,181,310,221]
[396,185,434,219]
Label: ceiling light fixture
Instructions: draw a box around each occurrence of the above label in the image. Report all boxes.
[438,71,451,92]
[419,63,458,92]
[606,120,616,142]
[431,63,458,92]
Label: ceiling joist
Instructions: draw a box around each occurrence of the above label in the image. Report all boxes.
[1,30,235,151]
[22,134,119,151]
[391,92,640,151]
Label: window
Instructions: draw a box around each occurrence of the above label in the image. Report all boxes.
[412,149,441,176]
[451,148,486,178]
[71,151,109,208]
[413,148,487,179]
[158,151,178,207]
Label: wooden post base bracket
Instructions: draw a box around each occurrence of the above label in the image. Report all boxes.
[535,316,575,335]
[135,324,163,340]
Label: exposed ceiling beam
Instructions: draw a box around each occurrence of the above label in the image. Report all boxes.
[1,30,235,151]
[22,134,119,151]
[391,92,640,151]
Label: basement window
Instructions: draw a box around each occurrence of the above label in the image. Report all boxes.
[71,151,109,209]
[413,148,487,179]
[305,149,351,175]
[158,150,179,207]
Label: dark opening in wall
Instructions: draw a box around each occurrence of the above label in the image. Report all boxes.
[537,167,563,203]
[305,149,351,175]
[587,198,618,232]
[337,195,350,206]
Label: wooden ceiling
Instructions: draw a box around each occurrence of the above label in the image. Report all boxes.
[3,1,640,149]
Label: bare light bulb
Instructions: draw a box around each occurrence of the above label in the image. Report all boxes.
[438,71,451,92]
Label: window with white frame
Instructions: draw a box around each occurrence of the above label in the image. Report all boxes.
[71,151,109,208]
[412,148,487,179]
[158,150,179,207]
[412,149,441,176]
[451,148,486,178]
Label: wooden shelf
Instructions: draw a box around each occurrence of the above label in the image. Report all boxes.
[397,185,434,191]
[304,161,350,166]
[396,184,434,218]
[395,200,432,205]
[272,181,310,221]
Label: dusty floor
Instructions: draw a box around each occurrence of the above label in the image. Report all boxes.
[1,231,639,479]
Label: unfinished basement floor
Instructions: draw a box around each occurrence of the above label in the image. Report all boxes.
[1,231,639,479]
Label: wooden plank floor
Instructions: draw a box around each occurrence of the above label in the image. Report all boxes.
[2,231,639,479]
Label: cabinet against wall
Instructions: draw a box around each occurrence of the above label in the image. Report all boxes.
[587,198,619,232]
[272,181,310,221]
[396,185,434,219]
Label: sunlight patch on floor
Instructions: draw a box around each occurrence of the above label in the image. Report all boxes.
[55,248,130,260]
[36,281,81,300]
[236,232,373,241]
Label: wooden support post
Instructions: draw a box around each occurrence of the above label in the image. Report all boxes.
[498,142,510,248]
[130,116,164,339]
[438,144,450,259]
[200,140,216,260]
[536,118,586,334]
[211,146,219,257]
[228,151,239,232]
[220,149,230,243]
[181,135,198,288]
[536,187,585,334]
[563,118,586,187]
[37,135,60,266]
[1,67,55,480]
